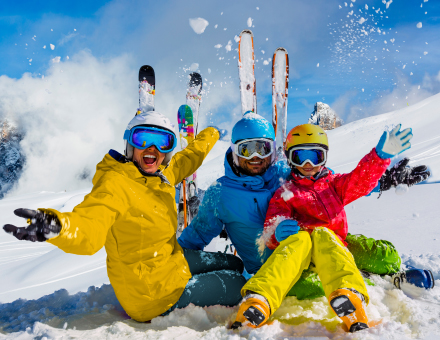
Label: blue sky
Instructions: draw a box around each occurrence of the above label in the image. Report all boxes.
[1,0,440,131]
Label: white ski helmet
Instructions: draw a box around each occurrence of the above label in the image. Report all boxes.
[123,111,177,165]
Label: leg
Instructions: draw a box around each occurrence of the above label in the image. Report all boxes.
[345,233,401,275]
[232,231,312,328]
[183,248,244,275]
[311,228,369,332]
[171,270,246,310]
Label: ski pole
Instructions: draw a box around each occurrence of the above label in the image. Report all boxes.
[182,179,187,229]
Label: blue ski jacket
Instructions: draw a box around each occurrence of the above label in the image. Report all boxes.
[178,148,291,274]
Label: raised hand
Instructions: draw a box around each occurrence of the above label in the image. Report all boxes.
[3,209,61,242]
[376,124,413,159]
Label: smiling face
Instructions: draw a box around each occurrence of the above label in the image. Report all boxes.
[133,146,166,174]
[237,155,272,176]
[295,162,322,177]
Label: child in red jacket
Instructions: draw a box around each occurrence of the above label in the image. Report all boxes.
[231,123,413,333]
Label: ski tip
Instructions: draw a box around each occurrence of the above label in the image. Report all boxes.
[189,72,202,87]
[139,65,155,81]
[240,29,253,36]
[274,47,288,54]
[178,104,192,113]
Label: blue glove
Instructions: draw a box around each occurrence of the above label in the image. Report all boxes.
[376,124,413,159]
[275,220,300,243]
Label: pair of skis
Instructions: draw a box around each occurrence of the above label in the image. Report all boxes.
[238,30,289,152]
[136,66,202,231]
[177,73,202,231]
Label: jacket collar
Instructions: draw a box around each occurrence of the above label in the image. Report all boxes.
[223,148,277,189]
[289,167,330,184]
[104,149,170,184]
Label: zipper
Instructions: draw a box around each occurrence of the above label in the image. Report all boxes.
[254,198,264,219]
[311,188,330,221]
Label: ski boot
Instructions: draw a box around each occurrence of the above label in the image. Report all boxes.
[393,268,435,290]
[231,293,271,329]
[328,288,369,333]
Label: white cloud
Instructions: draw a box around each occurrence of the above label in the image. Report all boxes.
[0,52,136,195]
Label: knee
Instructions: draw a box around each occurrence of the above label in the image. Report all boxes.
[283,230,311,247]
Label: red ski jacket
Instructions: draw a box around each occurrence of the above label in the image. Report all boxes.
[264,148,390,249]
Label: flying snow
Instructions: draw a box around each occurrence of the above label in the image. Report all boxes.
[417,22,423,28]
[189,18,209,34]
[51,56,61,63]
[247,17,253,27]
[190,63,199,71]
[50,44,55,50]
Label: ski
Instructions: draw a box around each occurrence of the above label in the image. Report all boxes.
[138,65,155,114]
[177,104,196,231]
[176,73,203,231]
[238,29,257,114]
[272,47,289,154]
[186,72,203,135]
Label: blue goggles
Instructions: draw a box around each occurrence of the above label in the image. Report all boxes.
[124,126,176,153]
[288,146,327,167]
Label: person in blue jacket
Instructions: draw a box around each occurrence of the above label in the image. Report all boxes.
[178,112,431,299]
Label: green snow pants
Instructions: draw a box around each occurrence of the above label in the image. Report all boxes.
[286,233,401,300]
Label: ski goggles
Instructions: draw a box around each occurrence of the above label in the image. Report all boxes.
[287,146,327,167]
[234,138,275,160]
[124,126,177,153]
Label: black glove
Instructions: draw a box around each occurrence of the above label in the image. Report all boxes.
[3,209,62,242]
[380,158,431,192]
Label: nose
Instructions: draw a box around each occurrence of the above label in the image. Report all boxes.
[146,145,157,152]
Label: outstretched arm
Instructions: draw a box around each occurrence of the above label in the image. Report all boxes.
[334,124,413,205]
[4,172,127,255]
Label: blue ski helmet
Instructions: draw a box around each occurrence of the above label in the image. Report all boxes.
[231,111,275,143]
[231,111,277,166]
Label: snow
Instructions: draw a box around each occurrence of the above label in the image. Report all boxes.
[1,93,440,338]
[49,44,55,50]
[417,22,423,28]
[247,17,253,28]
[188,18,209,34]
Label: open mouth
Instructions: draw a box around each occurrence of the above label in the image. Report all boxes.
[143,154,157,165]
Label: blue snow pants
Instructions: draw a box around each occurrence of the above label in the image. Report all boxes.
[168,249,246,312]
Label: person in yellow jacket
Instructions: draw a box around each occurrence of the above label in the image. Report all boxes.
[3,111,246,322]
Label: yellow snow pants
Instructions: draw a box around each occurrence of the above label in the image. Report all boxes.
[242,228,369,314]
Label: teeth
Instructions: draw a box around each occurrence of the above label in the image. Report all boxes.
[143,155,156,159]
[249,162,261,164]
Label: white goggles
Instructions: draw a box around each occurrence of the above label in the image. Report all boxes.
[234,138,275,160]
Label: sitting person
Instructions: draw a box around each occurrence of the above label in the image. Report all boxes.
[3,111,246,322]
[178,113,429,301]
[232,123,413,332]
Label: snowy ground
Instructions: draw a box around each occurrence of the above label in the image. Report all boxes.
[1,94,440,339]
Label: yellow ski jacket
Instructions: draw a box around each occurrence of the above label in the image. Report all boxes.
[45,127,219,322]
